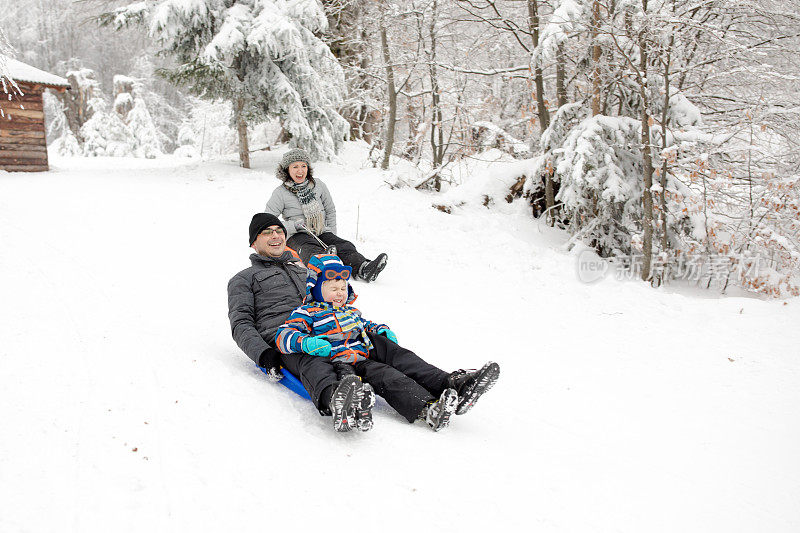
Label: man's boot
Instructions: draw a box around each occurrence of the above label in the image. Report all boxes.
[419,388,458,431]
[357,253,388,283]
[447,361,500,415]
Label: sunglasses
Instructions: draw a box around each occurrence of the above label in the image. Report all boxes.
[260,227,285,236]
[323,265,352,281]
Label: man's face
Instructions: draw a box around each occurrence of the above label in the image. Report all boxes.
[251,225,286,257]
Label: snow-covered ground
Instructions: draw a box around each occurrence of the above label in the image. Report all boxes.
[1,143,798,532]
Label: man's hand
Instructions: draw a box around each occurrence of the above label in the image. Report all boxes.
[301,336,332,357]
[259,348,283,382]
[377,327,398,344]
[264,367,283,382]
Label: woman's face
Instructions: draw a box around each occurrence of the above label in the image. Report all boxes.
[288,161,308,184]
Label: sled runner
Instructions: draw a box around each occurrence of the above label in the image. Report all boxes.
[258,366,312,400]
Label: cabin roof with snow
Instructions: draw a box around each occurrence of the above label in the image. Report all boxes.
[1,57,69,172]
[1,57,69,90]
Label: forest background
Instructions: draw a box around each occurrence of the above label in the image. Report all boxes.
[1,0,799,297]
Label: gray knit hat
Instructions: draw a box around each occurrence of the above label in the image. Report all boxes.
[279,148,311,169]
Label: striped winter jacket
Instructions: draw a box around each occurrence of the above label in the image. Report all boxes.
[275,302,389,364]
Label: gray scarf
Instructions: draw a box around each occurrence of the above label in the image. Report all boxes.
[285,180,325,235]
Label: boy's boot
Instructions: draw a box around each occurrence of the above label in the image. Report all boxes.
[354,383,376,432]
[447,361,500,415]
[357,253,388,283]
[330,375,360,432]
[419,388,458,432]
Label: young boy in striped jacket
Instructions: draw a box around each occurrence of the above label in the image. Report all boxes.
[276,254,480,432]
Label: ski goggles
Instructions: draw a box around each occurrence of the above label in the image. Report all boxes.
[322,264,352,281]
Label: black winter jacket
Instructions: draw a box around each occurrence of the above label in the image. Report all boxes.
[227,252,307,365]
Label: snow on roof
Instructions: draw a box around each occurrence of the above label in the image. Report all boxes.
[0,55,68,89]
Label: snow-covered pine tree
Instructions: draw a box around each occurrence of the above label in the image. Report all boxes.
[103,0,349,166]
[43,91,82,156]
[114,75,164,158]
[81,97,135,157]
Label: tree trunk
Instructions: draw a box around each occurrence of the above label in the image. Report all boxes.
[659,33,674,253]
[638,3,654,281]
[428,0,443,189]
[528,0,550,131]
[380,17,397,171]
[556,43,567,108]
[591,0,602,116]
[234,96,250,169]
[528,0,555,224]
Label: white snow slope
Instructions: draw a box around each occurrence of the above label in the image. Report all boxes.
[1,143,799,533]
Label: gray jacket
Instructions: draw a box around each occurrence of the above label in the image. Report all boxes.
[227,252,307,364]
[264,178,337,237]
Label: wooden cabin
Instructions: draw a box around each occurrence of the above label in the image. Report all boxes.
[1,57,69,172]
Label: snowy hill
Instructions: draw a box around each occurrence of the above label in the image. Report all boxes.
[1,143,798,532]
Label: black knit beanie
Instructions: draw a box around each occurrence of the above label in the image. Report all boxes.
[249,213,287,245]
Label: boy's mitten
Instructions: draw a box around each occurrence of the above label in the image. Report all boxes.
[377,327,397,344]
[302,336,332,357]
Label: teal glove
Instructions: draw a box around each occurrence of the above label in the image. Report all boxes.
[378,327,397,344]
[301,336,332,357]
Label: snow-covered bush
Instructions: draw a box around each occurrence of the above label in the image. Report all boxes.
[668,133,800,297]
[470,121,529,157]
[80,97,135,157]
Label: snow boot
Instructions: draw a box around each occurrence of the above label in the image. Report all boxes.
[447,361,500,415]
[330,375,360,432]
[357,253,388,283]
[420,388,458,432]
[355,383,376,432]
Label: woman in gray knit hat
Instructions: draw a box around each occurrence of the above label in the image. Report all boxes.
[265,148,388,282]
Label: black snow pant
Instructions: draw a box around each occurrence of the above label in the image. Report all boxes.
[286,231,367,271]
[279,350,340,414]
[279,334,451,422]
[366,333,451,399]
[333,359,436,423]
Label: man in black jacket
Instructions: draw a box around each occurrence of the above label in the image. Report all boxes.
[227,213,499,431]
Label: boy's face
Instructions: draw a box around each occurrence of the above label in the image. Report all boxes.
[321,278,348,307]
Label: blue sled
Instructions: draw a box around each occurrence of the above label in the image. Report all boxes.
[258,366,312,401]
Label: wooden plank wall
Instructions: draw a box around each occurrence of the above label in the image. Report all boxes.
[1,82,49,172]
